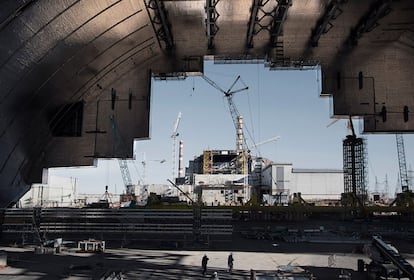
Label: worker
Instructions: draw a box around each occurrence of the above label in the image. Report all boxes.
[227,253,234,272]
[250,269,256,280]
[202,254,209,275]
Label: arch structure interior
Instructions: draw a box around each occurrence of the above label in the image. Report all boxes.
[0,0,413,207]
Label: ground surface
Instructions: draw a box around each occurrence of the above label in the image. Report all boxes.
[0,237,413,280]
[1,218,414,279]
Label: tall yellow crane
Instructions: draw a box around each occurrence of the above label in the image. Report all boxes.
[201,74,251,204]
[202,75,249,152]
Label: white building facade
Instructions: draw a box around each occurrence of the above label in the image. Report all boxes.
[19,176,78,208]
[262,163,344,204]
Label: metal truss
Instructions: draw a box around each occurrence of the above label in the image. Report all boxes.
[350,0,393,45]
[144,0,174,50]
[396,134,409,193]
[152,72,187,81]
[205,0,220,49]
[246,0,263,48]
[310,0,347,47]
[269,0,292,48]
[343,135,368,206]
[246,0,291,49]
[266,59,320,70]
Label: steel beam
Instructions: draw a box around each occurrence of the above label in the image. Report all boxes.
[310,0,347,47]
[349,0,393,45]
[372,235,414,279]
[246,0,262,48]
[246,0,291,56]
[269,0,292,48]
[205,0,220,49]
[145,0,174,50]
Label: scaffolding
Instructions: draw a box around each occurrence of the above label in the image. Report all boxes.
[202,150,246,175]
[342,135,368,206]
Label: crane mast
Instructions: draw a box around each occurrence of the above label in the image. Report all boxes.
[396,133,410,193]
[118,159,133,189]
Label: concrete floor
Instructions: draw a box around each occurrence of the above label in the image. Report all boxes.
[0,246,358,279]
[1,238,413,280]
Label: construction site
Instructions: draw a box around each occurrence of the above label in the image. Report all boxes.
[2,0,414,279]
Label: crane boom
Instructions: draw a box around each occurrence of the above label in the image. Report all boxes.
[396,133,410,193]
[201,75,226,93]
[225,75,241,96]
[201,75,249,150]
[171,112,182,180]
[251,136,281,149]
[171,111,182,137]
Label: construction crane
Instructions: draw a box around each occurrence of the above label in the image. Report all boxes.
[202,74,250,200]
[250,136,281,150]
[171,111,182,180]
[396,133,410,193]
[390,133,413,207]
[109,115,135,197]
[118,159,133,189]
[201,75,249,151]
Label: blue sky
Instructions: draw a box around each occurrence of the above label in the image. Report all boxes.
[50,60,413,196]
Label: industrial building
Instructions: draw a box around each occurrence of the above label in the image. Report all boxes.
[178,150,343,206]
[261,163,344,205]
[193,174,250,206]
[19,176,78,208]
[183,149,250,206]
[124,183,194,205]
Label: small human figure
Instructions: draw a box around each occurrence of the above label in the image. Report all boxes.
[227,253,234,272]
[202,254,209,275]
[211,271,219,279]
[250,269,256,280]
[328,254,336,267]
